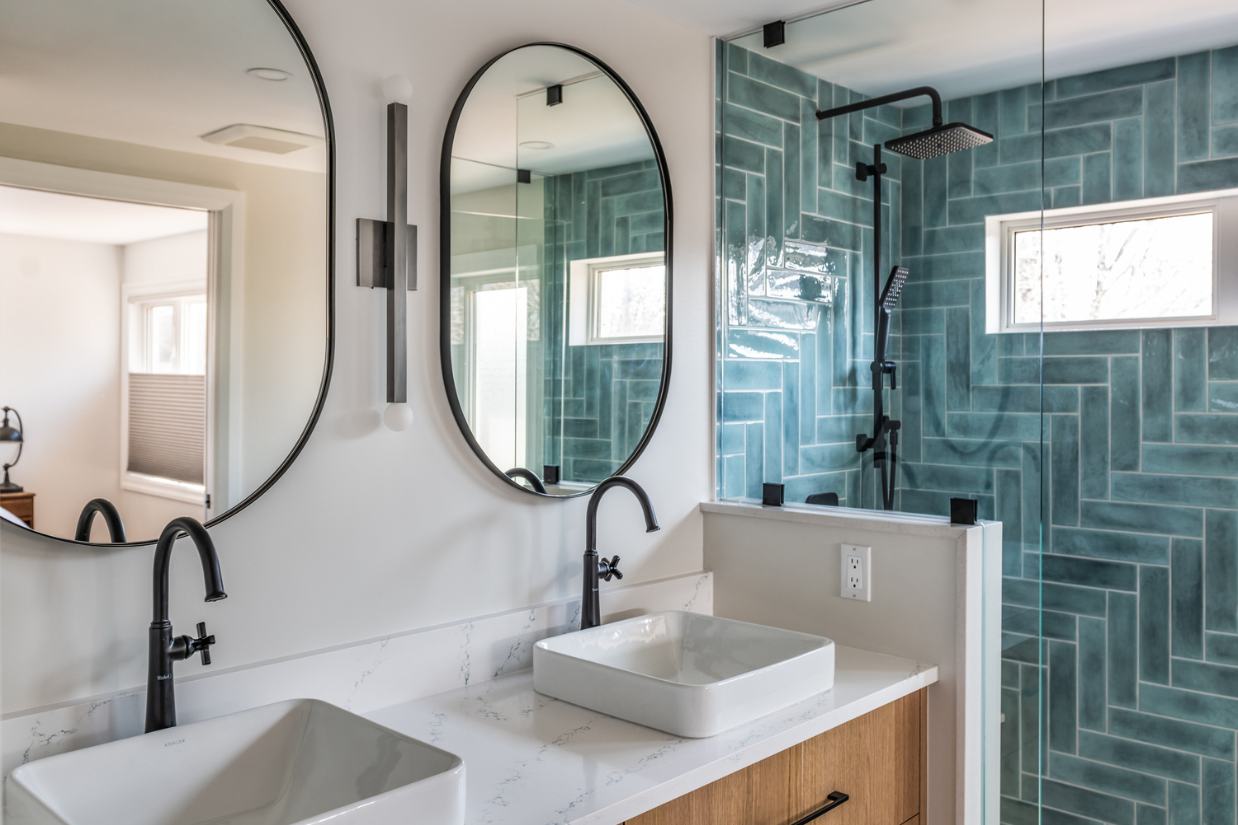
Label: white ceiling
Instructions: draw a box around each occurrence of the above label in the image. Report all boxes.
[661,0,1238,99]
[0,0,326,171]
[0,186,208,246]
[451,46,655,193]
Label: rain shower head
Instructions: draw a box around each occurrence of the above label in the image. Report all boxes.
[885,122,994,159]
[879,265,910,312]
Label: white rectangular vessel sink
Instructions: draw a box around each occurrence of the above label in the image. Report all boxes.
[5,699,465,825]
[533,611,835,738]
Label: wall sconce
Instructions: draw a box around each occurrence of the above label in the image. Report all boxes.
[358,76,417,431]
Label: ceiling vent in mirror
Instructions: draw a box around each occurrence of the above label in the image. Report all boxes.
[200,124,322,155]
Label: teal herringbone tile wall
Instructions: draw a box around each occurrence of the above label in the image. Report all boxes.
[894,48,1238,825]
[543,161,666,483]
[715,42,906,507]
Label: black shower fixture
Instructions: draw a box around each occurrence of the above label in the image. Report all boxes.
[763,20,787,48]
[817,85,991,511]
[546,84,563,106]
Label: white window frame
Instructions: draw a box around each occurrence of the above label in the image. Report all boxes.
[568,252,666,346]
[985,188,1238,334]
[121,279,209,505]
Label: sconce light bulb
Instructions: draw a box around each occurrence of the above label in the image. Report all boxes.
[381,74,414,104]
[383,402,414,432]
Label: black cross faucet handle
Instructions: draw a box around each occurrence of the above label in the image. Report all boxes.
[190,621,216,667]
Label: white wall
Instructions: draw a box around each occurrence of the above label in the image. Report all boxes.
[0,0,713,714]
[703,503,1001,825]
[0,233,124,539]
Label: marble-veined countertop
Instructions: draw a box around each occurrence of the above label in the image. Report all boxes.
[366,644,938,825]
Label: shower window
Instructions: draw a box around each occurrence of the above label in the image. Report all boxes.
[987,191,1238,332]
[569,252,666,345]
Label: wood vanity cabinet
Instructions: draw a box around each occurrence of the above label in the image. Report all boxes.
[625,689,926,825]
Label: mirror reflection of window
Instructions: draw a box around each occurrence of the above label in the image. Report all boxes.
[472,285,528,471]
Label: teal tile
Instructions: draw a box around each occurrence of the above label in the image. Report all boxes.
[723,359,782,390]
[1143,330,1173,441]
[1082,152,1113,204]
[1045,553,1138,591]
[901,462,994,493]
[971,385,1078,414]
[722,135,764,172]
[1177,414,1238,445]
[1053,186,1082,208]
[1053,526,1170,564]
[1176,329,1208,412]
[722,102,783,146]
[1046,88,1143,128]
[1179,158,1238,193]
[1213,384,1238,413]
[1173,538,1207,660]
[1078,732,1199,782]
[1042,778,1135,825]
[1049,640,1078,751]
[1114,119,1144,200]
[1112,473,1238,508]
[1051,415,1080,526]
[1139,805,1168,825]
[745,49,816,98]
[1110,591,1140,706]
[1056,58,1175,98]
[721,391,765,421]
[947,412,1041,440]
[1213,124,1238,158]
[1178,52,1212,163]
[946,308,970,410]
[1169,781,1202,825]
[948,190,1042,225]
[1140,683,1238,729]
[1205,510,1238,633]
[1145,443,1238,476]
[1209,329,1238,380]
[1045,357,1109,384]
[1207,632,1238,666]
[1202,758,1235,825]
[1143,80,1176,197]
[1078,616,1107,730]
[1081,500,1203,537]
[1044,330,1142,355]
[1111,708,1234,760]
[1049,753,1166,805]
[1111,357,1141,470]
[921,436,1026,467]
[727,73,800,121]
[1081,387,1110,498]
[1141,565,1171,682]
[1174,658,1238,698]
[1213,45,1238,123]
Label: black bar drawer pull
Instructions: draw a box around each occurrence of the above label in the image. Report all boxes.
[790,791,850,824]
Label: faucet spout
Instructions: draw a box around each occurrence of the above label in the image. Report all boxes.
[74,498,127,543]
[581,477,660,630]
[152,517,227,623]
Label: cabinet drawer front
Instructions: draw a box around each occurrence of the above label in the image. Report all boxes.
[791,691,922,825]
[626,690,924,825]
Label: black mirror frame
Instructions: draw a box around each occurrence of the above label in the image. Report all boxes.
[7,0,336,546]
[439,43,673,498]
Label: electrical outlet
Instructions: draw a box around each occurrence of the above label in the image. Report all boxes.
[840,544,872,601]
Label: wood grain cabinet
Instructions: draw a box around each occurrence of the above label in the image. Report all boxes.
[0,491,35,528]
[626,690,926,825]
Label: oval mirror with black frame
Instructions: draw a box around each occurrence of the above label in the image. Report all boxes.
[0,0,333,544]
[441,44,672,497]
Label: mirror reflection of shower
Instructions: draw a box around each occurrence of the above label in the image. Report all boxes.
[816,86,993,510]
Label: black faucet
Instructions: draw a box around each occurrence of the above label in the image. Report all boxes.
[505,467,547,494]
[581,476,659,630]
[146,517,227,733]
[74,498,126,542]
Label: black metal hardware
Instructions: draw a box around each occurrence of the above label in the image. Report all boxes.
[951,497,979,525]
[516,168,533,184]
[762,482,785,507]
[806,492,840,507]
[791,791,850,824]
[146,517,226,732]
[505,467,547,494]
[581,477,658,629]
[74,498,127,543]
[546,84,563,106]
[440,44,673,500]
[543,465,561,485]
[762,20,786,48]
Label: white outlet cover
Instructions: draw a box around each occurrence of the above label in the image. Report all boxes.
[840,543,872,602]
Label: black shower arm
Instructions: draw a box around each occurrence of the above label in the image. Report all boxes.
[816,85,943,127]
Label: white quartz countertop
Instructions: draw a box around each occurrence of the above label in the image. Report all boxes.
[365,645,938,825]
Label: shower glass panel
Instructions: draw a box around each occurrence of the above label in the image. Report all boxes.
[715,4,1047,822]
[1033,10,1238,825]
